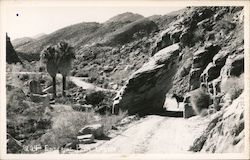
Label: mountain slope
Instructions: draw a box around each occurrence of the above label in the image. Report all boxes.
[12,11,180,87]
[105,12,144,24]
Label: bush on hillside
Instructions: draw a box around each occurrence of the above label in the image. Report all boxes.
[85,90,106,106]
[101,110,127,134]
[39,109,127,148]
[190,87,211,115]
[40,110,96,147]
[221,74,244,100]
[7,88,52,141]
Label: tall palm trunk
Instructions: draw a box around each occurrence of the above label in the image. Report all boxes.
[52,76,57,99]
[62,76,66,97]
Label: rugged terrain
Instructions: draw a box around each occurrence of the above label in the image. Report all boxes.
[6,6,246,154]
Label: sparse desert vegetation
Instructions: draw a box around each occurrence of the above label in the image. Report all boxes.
[5,6,246,155]
[221,74,244,100]
[190,84,211,115]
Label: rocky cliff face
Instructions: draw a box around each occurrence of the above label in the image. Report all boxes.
[112,6,245,153]
[190,92,244,153]
[113,43,181,115]
[113,6,244,115]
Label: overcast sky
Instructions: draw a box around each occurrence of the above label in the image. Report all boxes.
[4,6,184,40]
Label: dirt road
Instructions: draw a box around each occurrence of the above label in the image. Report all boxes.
[69,76,115,92]
[84,115,209,154]
[8,71,116,92]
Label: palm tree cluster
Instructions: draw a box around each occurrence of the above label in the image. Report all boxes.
[40,41,75,99]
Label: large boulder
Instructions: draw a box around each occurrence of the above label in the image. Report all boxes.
[77,134,94,144]
[113,43,180,115]
[78,124,104,138]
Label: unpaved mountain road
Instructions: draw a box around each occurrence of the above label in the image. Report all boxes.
[82,115,210,154]
[69,76,116,92]
[8,72,116,92]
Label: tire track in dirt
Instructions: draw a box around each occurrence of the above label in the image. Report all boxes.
[133,116,166,153]
[88,115,166,154]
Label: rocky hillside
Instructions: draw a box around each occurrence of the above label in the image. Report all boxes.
[12,11,182,88]
[112,6,245,152]
[114,6,244,114]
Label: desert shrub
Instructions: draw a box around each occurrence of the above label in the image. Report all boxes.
[39,109,127,148]
[39,110,97,147]
[190,87,211,115]
[192,29,206,44]
[7,91,52,141]
[55,96,74,105]
[101,110,127,134]
[67,80,77,89]
[221,74,244,100]
[6,62,24,72]
[85,90,105,106]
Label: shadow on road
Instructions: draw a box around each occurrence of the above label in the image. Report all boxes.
[155,111,183,117]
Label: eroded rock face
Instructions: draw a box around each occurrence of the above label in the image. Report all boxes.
[189,44,221,90]
[190,93,244,153]
[113,43,180,115]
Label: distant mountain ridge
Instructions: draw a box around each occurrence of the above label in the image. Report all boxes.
[11,11,182,61]
[105,12,144,23]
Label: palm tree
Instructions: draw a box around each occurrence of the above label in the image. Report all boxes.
[56,41,75,96]
[40,41,75,98]
[41,45,58,99]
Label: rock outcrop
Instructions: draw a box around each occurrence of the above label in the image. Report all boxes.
[190,93,244,153]
[190,43,221,90]
[78,124,104,139]
[113,6,244,122]
[113,43,180,115]
[6,34,22,64]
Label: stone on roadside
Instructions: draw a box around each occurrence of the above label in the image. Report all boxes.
[78,124,104,138]
[77,134,94,144]
[119,115,138,126]
[183,103,196,118]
